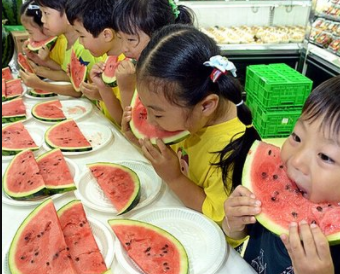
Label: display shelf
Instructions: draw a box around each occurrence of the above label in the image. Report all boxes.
[307,43,340,70]
[219,43,303,55]
[180,1,312,8]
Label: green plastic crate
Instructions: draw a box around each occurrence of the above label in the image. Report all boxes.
[246,94,301,138]
[245,64,313,110]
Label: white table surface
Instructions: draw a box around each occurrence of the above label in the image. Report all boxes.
[2,92,256,274]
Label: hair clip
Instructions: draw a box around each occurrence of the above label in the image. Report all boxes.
[169,0,180,19]
[203,55,237,82]
[28,4,40,10]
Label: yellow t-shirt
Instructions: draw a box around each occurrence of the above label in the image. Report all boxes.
[97,53,126,123]
[171,118,245,226]
[49,34,67,65]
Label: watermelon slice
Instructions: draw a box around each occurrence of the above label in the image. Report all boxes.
[45,119,92,152]
[2,67,13,80]
[88,163,141,215]
[8,199,78,274]
[28,88,57,98]
[2,121,39,156]
[2,97,26,123]
[27,36,58,52]
[4,78,24,101]
[3,150,46,200]
[36,149,76,194]
[31,100,66,122]
[70,49,87,92]
[130,91,190,144]
[101,55,119,87]
[109,219,189,274]
[2,78,6,101]
[18,52,34,73]
[58,200,108,274]
[243,140,340,244]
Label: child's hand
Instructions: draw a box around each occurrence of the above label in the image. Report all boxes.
[80,82,102,100]
[281,222,334,274]
[121,106,139,146]
[115,59,136,92]
[223,185,261,237]
[90,62,106,88]
[37,45,51,61]
[19,70,42,89]
[22,40,30,55]
[139,138,182,183]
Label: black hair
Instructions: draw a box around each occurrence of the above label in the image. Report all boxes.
[65,0,118,38]
[35,0,67,14]
[136,24,261,195]
[302,75,340,138]
[20,0,43,28]
[112,0,196,37]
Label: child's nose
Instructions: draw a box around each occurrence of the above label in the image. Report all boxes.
[290,148,310,175]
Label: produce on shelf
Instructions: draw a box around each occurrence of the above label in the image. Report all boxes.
[242,140,340,244]
[2,24,14,68]
[2,0,22,25]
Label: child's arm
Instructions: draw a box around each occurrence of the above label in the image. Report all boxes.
[19,70,81,98]
[281,222,335,274]
[90,62,123,125]
[222,185,261,240]
[115,59,136,109]
[29,62,69,81]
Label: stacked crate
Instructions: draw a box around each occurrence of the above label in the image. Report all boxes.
[245,64,313,138]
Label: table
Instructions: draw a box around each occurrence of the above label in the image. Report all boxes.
[2,92,256,274]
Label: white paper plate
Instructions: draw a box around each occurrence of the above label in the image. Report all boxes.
[115,207,228,274]
[32,98,93,124]
[43,122,113,156]
[2,217,115,274]
[25,81,74,100]
[2,157,79,206]
[2,100,33,125]
[75,160,162,214]
[2,125,45,161]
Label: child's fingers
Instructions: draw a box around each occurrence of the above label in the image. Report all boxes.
[309,223,332,260]
[283,222,304,260]
[299,221,318,258]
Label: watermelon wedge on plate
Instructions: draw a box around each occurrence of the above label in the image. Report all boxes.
[2,97,27,124]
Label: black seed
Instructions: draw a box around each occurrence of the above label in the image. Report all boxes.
[271,197,276,201]
[268,150,272,155]
[31,260,34,263]
[144,247,151,253]
[292,212,298,218]
[46,262,50,266]
[20,256,25,260]
[75,257,80,262]
[311,220,317,224]
[261,172,267,178]
[35,252,39,256]
[316,206,323,212]
[279,165,284,169]
[273,174,278,180]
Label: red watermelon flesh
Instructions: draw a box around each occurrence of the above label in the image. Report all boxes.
[2,121,38,152]
[18,52,34,73]
[58,200,108,274]
[2,67,13,80]
[29,88,57,97]
[27,36,58,51]
[70,50,87,92]
[5,78,24,99]
[2,79,6,98]
[88,163,141,215]
[36,149,76,192]
[130,91,189,144]
[2,97,26,117]
[8,199,78,274]
[101,55,119,86]
[109,219,189,274]
[243,140,340,244]
[32,100,66,121]
[3,150,46,200]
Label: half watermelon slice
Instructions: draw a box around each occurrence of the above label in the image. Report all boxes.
[27,36,58,52]
[243,140,340,244]
[28,88,57,98]
[58,200,109,274]
[31,100,66,122]
[2,67,13,80]
[8,199,78,274]
[44,119,92,152]
[2,97,26,123]
[101,55,119,87]
[88,162,141,215]
[18,52,34,73]
[3,78,24,101]
[109,219,189,274]
[70,49,87,92]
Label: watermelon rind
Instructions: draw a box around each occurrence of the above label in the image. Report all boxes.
[28,89,57,98]
[101,56,118,87]
[2,114,26,124]
[70,50,87,92]
[27,36,58,52]
[44,119,92,152]
[87,162,141,215]
[108,219,189,274]
[242,140,340,245]
[31,100,66,123]
[129,91,190,145]
[36,149,77,194]
[3,150,47,200]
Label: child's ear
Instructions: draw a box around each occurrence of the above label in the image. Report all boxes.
[201,94,219,116]
[103,28,115,41]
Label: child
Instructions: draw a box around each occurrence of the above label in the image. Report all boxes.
[122,24,261,228]
[65,0,123,125]
[20,0,66,78]
[20,0,101,98]
[223,75,340,274]
[111,0,196,109]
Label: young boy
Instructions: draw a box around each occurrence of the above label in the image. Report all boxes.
[65,0,124,125]
[223,76,340,274]
[20,0,102,98]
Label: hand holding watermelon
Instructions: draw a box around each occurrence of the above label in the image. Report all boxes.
[80,81,102,100]
[89,62,107,88]
[115,59,136,108]
[19,69,42,90]
[121,106,140,146]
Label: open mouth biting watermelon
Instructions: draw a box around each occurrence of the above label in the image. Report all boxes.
[129,91,190,144]
[88,162,141,215]
[242,140,340,244]
[27,36,58,52]
[109,219,189,274]
[70,49,87,92]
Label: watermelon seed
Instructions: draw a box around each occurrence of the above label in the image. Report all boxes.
[35,252,39,256]
[316,206,323,212]
[31,260,34,263]
[46,262,50,266]
[268,150,272,155]
[20,256,25,260]
[75,257,80,262]
[279,165,284,169]
[261,172,267,179]
[66,247,70,251]
[144,247,151,253]
[54,253,59,258]
[291,212,298,218]
[273,175,278,180]
[311,220,317,224]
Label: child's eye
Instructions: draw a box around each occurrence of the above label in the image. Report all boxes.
[154,115,162,119]
[291,132,301,142]
[318,153,335,164]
